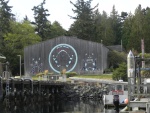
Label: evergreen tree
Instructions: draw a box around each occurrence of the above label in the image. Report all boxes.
[128,5,145,52]
[122,13,133,50]
[32,0,51,41]
[93,10,102,43]
[94,6,123,46]
[50,21,66,38]
[68,0,98,41]
[110,5,122,45]
[96,11,115,45]
[0,0,14,48]
[142,7,150,53]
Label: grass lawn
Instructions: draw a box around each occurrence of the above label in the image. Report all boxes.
[31,74,113,81]
[32,76,40,80]
[73,74,112,80]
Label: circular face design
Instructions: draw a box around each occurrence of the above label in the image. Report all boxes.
[49,44,78,73]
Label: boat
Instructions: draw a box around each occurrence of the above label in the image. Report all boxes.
[103,80,128,107]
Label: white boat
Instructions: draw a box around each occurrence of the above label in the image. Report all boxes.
[103,81,128,107]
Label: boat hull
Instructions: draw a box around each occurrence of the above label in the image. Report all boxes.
[103,95,128,107]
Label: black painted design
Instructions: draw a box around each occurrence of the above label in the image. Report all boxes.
[30,58,43,74]
[81,53,98,71]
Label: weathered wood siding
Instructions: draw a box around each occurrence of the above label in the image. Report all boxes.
[24,36,109,76]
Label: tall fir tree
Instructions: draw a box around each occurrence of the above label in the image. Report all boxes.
[122,12,133,51]
[68,0,98,41]
[127,5,145,52]
[95,11,115,45]
[93,9,102,43]
[110,5,122,45]
[32,0,51,41]
[0,0,14,48]
[143,7,150,53]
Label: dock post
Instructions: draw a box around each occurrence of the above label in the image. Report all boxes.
[0,77,3,100]
[22,79,24,96]
[6,79,10,107]
[39,81,41,95]
[31,80,33,94]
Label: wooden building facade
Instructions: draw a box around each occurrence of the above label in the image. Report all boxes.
[24,36,109,76]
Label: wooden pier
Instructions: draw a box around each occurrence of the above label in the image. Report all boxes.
[0,77,68,106]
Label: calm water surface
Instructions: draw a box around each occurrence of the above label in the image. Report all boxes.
[0,99,118,113]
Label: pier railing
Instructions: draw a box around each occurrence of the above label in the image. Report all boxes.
[128,76,150,110]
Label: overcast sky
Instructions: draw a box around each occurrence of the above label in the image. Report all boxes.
[8,0,150,30]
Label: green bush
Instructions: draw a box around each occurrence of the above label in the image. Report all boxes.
[112,62,127,81]
[141,70,150,77]
[66,72,77,78]
[139,53,150,58]
[108,50,127,69]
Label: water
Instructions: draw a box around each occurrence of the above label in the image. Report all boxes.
[0,99,119,113]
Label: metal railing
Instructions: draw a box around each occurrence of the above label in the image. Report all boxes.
[128,76,150,110]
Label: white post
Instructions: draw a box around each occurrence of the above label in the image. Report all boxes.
[127,51,135,77]
[127,50,135,93]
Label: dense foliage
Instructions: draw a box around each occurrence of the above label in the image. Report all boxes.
[69,1,150,53]
[32,0,51,41]
[0,0,14,50]
[68,0,98,41]
[112,62,127,81]
[50,21,66,38]
[0,0,150,75]
[108,51,127,69]
[3,21,41,75]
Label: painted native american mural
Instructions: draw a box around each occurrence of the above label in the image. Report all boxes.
[24,36,109,75]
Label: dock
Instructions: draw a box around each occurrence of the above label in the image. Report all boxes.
[120,111,145,113]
